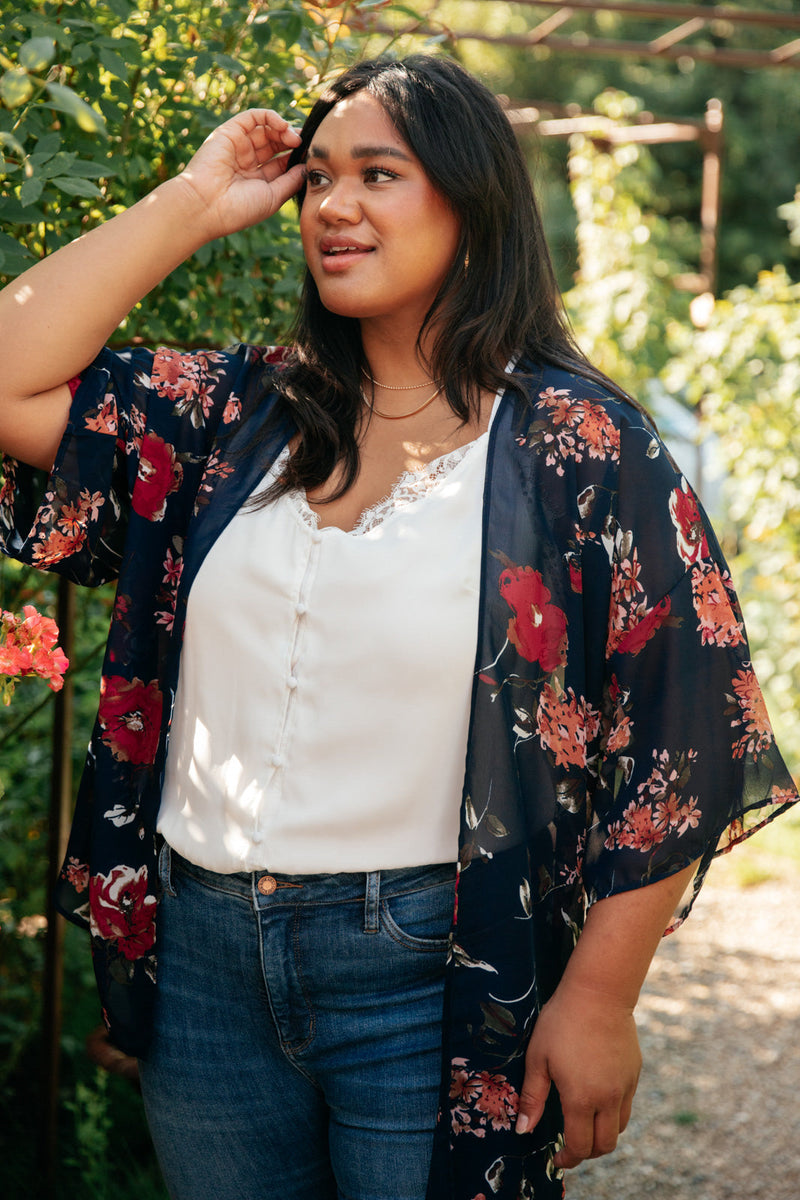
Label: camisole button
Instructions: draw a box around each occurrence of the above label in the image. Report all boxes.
[287,676,298,689]
[270,753,284,768]
[295,602,307,616]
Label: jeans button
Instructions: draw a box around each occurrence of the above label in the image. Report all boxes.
[257,875,277,896]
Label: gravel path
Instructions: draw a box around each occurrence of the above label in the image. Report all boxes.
[568,875,800,1200]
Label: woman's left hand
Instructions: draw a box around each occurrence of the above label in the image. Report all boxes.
[515,977,642,1169]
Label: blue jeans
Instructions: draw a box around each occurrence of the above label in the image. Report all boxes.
[138,846,456,1200]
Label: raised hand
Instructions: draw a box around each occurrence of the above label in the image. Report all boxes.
[178,109,305,241]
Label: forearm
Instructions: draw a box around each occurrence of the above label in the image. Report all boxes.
[518,863,697,1166]
[0,175,210,405]
[559,862,696,1009]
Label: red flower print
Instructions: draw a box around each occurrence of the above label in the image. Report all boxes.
[89,865,157,960]
[730,666,773,757]
[669,479,709,566]
[98,675,163,765]
[499,566,567,672]
[609,596,672,657]
[565,552,582,594]
[690,565,745,647]
[132,433,183,521]
[536,683,600,769]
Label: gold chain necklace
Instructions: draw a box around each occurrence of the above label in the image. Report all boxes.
[361,368,438,392]
[366,385,443,420]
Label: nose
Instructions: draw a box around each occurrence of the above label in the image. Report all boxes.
[318,179,361,224]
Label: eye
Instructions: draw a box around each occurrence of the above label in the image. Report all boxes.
[363,165,399,184]
[304,168,329,189]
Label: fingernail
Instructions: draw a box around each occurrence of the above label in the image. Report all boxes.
[516,1114,530,1135]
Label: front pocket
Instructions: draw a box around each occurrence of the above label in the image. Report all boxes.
[380,877,456,951]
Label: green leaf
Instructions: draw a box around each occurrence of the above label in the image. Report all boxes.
[0,69,36,108]
[19,175,44,206]
[0,197,45,224]
[61,160,114,180]
[96,46,129,82]
[50,175,102,198]
[38,150,77,176]
[45,83,107,136]
[34,131,62,157]
[106,0,135,18]
[18,37,57,73]
[0,237,36,276]
[70,44,93,66]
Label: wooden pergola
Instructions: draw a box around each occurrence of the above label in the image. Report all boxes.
[375,1,800,71]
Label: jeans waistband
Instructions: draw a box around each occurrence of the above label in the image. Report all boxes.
[163,843,456,909]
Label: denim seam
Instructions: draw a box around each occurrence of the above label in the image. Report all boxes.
[278,905,316,1058]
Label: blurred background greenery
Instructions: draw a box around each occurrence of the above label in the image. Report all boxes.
[1,2,798,1196]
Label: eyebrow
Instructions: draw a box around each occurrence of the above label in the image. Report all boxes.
[307,143,413,162]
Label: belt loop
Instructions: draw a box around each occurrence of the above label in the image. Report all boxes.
[157,839,177,898]
[363,871,380,934]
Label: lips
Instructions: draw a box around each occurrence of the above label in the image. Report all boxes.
[320,237,374,256]
[318,238,375,273]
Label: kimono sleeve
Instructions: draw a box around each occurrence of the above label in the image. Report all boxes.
[581,414,798,923]
[0,344,258,587]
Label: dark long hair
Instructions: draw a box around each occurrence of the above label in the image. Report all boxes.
[256,54,628,504]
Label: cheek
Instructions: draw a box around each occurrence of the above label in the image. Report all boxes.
[299,204,315,257]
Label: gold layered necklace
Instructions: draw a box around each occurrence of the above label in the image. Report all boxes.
[365,385,443,421]
[361,367,443,420]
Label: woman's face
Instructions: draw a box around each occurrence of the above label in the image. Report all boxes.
[299,91,461,333]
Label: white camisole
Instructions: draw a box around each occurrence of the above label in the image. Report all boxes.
[158,403,499,874]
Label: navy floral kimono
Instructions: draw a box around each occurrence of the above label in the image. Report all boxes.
[1,345,796,1199]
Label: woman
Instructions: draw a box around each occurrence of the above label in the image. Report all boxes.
[0,54,795,1200]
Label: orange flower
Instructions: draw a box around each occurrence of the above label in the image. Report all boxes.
[577,402,621,459]
[536,683,600,768]
[690,566,744,647]
[0,606,69,702]
[731,667,773,757]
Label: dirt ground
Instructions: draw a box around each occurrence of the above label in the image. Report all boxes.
[568,875,800,1200]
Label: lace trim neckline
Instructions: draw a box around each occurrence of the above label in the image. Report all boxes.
[273,368,512,536]
[283,432,488,537]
